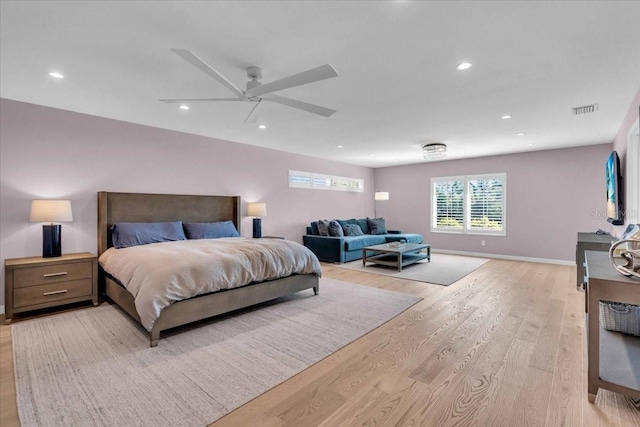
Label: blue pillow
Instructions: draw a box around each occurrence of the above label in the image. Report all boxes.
[356,218,369,234]
[328,220,344,237]
[183,221,240,239]
[317,219,330,236]
[310,221,320,235]
[367,218,387,235]
[337,218,357,230]
[111,221,186,248]
[343,224,364,236]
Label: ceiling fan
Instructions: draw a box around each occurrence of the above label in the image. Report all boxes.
[160,49,339,124]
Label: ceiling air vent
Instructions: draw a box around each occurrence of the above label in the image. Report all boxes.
[571,104,599,115]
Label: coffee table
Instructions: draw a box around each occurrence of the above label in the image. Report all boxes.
[362,242,431,272]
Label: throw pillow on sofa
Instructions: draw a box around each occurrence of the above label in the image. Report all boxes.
[317,219,330,236]
[367,217,387,235]
[309,221,320,235]
[355,218,369,234]
[343,224,364,236]
[328,220,344,236]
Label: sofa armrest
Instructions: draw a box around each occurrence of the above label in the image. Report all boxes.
[387,229,402,234]
[303,235,345,263]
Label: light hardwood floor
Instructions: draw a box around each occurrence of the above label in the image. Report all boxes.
[1,259,638,426]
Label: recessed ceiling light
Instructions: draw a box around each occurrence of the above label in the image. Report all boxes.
[527,143,534,147]
[179,105,189,110]
[501,115,512,119]
[337,145,343,148]
[456,62,472,70]
[48,72,64,79]
[258,124,267,129]
[517,132,526,136]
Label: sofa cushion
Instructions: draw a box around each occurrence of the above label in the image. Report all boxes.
[337,218,358,230]
[317,219,330,236]
[368,218,387,235]
[309,221,320,235]
[344,235,386,251]
[328,220,344,237]
[355,218,369,234]
[343,224,364,236]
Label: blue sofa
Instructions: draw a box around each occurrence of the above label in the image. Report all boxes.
[303,219,423,263]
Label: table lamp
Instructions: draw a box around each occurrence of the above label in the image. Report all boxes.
[29,199,73,257]
[247,202,267,238]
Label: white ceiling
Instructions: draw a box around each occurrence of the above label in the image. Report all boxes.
[1,1,639,168]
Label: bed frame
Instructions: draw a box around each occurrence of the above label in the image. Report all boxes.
[97,191,319,347]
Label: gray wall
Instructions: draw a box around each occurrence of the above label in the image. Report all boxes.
[374,144,612,262]
[0,99,374,308]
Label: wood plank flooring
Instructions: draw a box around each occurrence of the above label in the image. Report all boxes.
[1,259,638,426]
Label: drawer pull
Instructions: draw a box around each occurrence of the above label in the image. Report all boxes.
[43,272,68,278]
[43,290,68,296]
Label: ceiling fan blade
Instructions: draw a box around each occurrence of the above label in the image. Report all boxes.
[263,94,336,117]
[170,48,245,98]
[160,98,245,103]
[245,64,338,97]
[243,100,264,124]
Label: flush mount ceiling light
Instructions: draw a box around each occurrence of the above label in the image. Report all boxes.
[48,72,64,79]
[258,124,267,129]
[501,114,512,119]
[422,143,447,159]
[456,62,472,70]
[179,105,189,110]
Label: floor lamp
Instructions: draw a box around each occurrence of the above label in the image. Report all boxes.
[374,191,389,218]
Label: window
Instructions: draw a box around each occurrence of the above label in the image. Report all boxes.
[431,173,506,235]
[289,170,364,192]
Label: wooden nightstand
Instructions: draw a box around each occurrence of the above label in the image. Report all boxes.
[4,252,98,324]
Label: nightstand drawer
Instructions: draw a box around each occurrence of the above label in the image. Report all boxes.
[13,279,93,308]
[13,261,92,288]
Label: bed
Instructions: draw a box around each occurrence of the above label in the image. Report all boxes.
[97,191,321,347]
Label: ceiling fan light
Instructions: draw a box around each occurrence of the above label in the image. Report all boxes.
[422,143,447,159]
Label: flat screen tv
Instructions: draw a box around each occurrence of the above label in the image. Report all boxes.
[606,150,624,225]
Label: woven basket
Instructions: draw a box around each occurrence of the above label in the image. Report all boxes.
[599,300,640,336]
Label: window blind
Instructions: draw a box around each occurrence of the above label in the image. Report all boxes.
[431,173,506,235]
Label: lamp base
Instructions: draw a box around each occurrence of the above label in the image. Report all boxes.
[43,224,62,258]
[252,218,262,238]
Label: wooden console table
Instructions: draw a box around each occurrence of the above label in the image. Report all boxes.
[584,251,640,403]
[576,232,614,290]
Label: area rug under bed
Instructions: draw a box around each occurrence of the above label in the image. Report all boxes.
[12,278,421,427]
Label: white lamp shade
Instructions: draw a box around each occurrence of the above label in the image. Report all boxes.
[247,202,267,217]
[374,192,390,201]
[29,199,73,223]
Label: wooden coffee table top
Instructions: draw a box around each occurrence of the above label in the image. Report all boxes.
[363,242,429,253]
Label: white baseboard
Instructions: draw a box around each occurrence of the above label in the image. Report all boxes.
[432,249,575,266]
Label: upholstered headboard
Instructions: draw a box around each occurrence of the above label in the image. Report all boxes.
[97,191,241,256]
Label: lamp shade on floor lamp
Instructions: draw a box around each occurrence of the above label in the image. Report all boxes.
[374,191,389,218]
[29,199,73,257]
[247,202,267,238]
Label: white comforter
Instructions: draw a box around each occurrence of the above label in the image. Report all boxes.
[99,238,322,331]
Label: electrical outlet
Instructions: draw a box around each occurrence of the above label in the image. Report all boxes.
[481,240,486,246]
